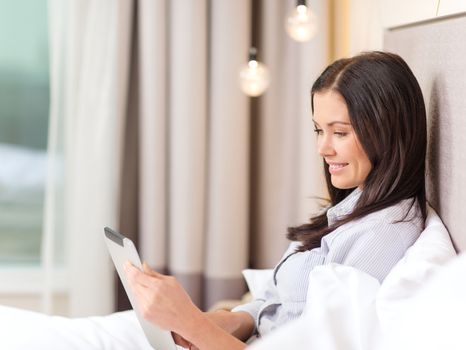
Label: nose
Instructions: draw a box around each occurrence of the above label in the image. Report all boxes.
[317,134,335,157]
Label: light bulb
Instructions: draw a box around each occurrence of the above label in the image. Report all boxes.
[239,48,270,97]
[285,3,318,42]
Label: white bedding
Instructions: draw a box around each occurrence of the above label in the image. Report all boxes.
[1,207,463,350]
[0,307,156,350]
[249,206,463,350]
[248,253,466,350]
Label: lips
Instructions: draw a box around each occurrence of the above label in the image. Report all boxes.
[327,162,349,173]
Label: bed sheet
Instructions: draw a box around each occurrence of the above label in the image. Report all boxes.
[0,306,188,350]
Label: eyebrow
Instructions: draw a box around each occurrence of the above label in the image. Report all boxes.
[312,119,351,127]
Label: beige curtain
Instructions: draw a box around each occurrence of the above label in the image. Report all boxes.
[119,0,250,310]
[119,0,328,311]
[44,0,133,316]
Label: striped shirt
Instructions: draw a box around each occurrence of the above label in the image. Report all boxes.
[233,188,424,336]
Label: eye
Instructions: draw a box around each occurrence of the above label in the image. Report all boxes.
[334,132,348,138]
[313,128,323,136]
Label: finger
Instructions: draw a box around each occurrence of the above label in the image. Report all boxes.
[133,282,150,307]
[142,261,165,278]
[125,262,152,288]
[133,275,166,304]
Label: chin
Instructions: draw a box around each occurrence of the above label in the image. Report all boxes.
[331,179,357,190]
[333,184,353,190]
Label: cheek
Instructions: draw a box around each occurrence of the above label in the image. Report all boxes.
[355,150,372,177]
[360,157,372,176]
[349,139,371,176]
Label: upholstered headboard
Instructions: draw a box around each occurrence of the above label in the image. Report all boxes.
[384,13,466,253]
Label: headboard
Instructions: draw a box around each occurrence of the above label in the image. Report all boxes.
[384,13,466,253]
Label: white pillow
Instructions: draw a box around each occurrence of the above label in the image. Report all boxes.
[374,206,459,349]
[241,269,273,299]
[376,205,457,341]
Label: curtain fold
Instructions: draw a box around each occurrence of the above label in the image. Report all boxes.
[66,0,133,317]
[168,0,209,305]
[44,0,133,316]
[137,0,168,272]
[204,0,251,306]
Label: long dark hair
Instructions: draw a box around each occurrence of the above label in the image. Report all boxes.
[288,51,427,252]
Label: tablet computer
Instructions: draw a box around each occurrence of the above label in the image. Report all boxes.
[103,227,178,350]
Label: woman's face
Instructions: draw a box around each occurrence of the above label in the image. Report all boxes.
[312,90,372,190]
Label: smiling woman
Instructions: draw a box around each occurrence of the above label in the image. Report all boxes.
[288,51,427,251]
[123,51,428,350]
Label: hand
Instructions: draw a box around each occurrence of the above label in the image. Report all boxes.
[124,262,204,336]
[125,263,251,350]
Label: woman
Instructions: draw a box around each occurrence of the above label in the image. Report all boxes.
[125,51,427,350]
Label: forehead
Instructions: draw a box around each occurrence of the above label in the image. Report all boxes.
[313,90,350,125]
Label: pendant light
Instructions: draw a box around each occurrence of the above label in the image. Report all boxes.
[239,47,270,97]
[285,0,318,42]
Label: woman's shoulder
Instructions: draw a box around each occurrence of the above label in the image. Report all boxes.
[365,197,423,228]
[326,198,424,247]
[324,198,425,282]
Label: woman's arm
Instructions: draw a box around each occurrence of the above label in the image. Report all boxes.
[173,310,255,348]
[203,310,255,341]
[182,312,249,350]
[125,262,254,350]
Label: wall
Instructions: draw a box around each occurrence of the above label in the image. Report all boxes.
[335,0,466,58]
[380,0,466,28]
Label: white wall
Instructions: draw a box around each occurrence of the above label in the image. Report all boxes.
[345,0,466,56]
[380,0,466,28]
